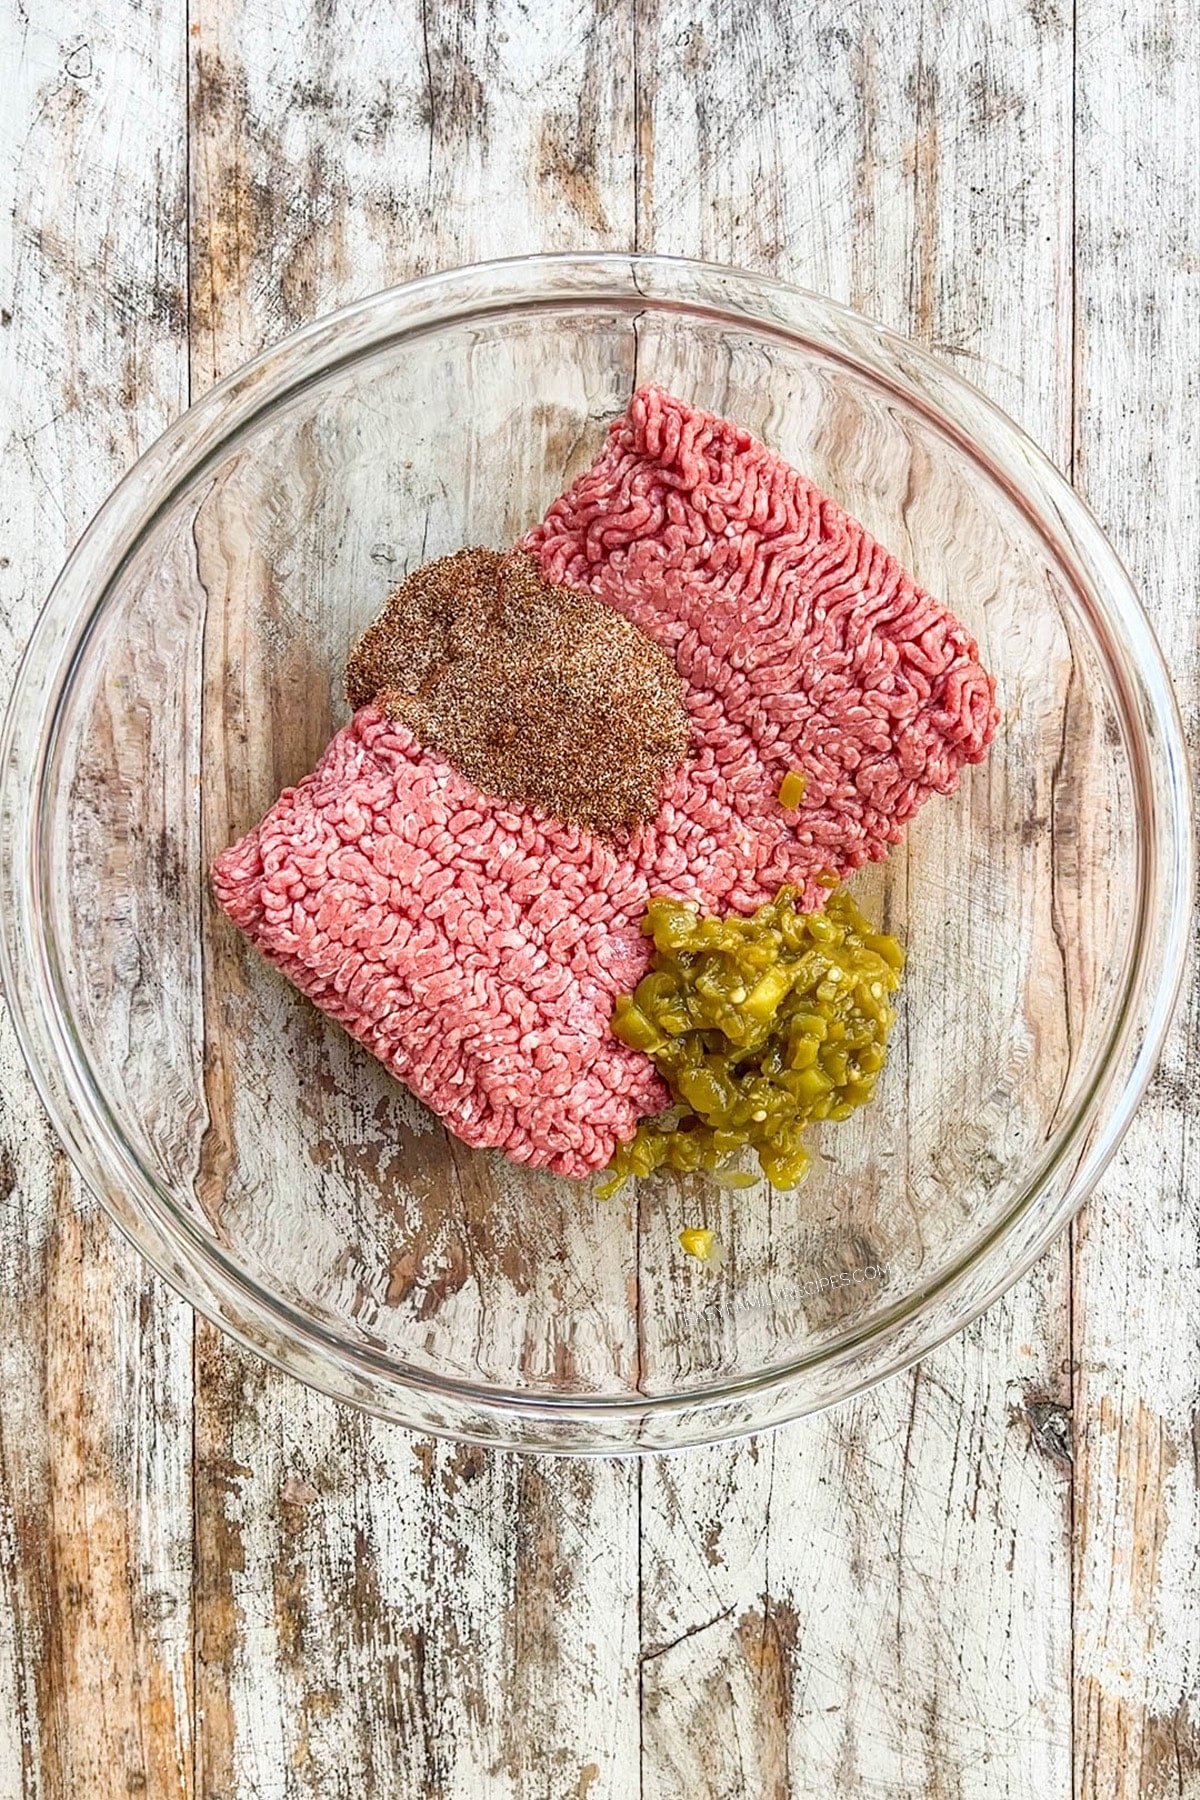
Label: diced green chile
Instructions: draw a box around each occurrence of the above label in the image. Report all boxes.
[601,886,904,1193]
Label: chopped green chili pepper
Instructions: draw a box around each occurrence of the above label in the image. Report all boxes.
[603,885,904,1193]
[778,768,807,809]
[679,1227,719,1261]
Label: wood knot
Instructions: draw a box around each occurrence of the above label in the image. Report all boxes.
[1023,1397,1073,1470]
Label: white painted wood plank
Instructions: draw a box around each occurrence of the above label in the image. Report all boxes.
[1072,1,1200,1792]
[0,3,194,1797]
[188,2,643,1793]
[637,1,1076,1792]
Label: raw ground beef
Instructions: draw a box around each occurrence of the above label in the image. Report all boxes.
[212,712,664,1176]
[525,386,998,914]
[211,386,998,1177]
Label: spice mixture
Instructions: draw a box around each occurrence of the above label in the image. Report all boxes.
[346,547,690,836]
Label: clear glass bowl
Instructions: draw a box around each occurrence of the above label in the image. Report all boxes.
[1,255,1192,1452]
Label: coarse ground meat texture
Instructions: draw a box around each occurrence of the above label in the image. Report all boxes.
[211,709,667,1178]
[211,386,998,1176]
[524,385,999,914]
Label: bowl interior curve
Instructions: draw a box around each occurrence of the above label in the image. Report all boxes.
[2,258,1190,1450]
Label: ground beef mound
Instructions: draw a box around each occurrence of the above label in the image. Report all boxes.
[524,385,999,913]
[211,711,666,1177]
[211,387,998,1177]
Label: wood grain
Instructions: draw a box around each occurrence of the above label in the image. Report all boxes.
[0,4,194,1797]
[1072,2,1200,1793]
[0,0,1197,1794]
[188,2,641,1794]
[637,2,1076,1792]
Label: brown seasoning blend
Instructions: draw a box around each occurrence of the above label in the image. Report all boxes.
[346,548,690,836]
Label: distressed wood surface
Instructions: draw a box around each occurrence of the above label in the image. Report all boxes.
[187,5,642,1796]
[636,2,1077,1794]
[1071,3,1200,1794]
[0,2,1196,1798]
[0,4,195,1797]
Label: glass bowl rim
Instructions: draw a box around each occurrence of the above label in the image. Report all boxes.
[0,252,1193,1449]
